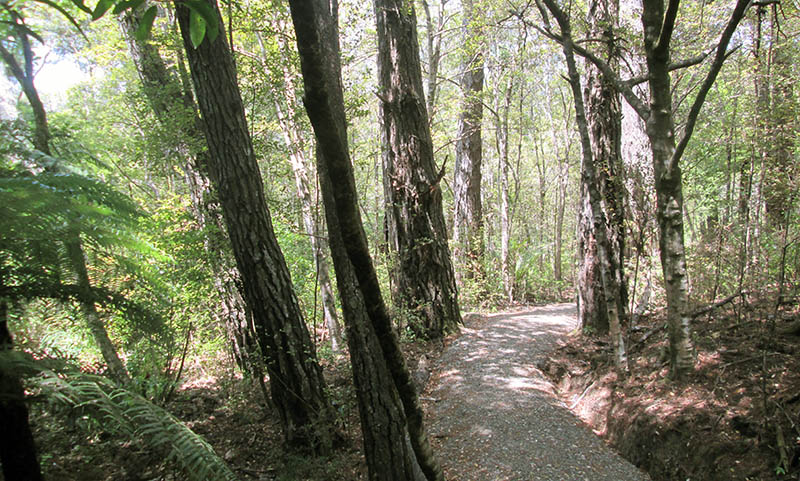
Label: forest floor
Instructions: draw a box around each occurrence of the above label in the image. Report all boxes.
[21,298,800,480]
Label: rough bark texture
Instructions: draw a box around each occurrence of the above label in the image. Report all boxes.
[452,0,484,283]
[375,0,461,339]
[0,291,43,481]
[578,0,629,350]
[174,0,335,450]
[288,0,443,478]
[119,8,262,378]
[543,0,627,367]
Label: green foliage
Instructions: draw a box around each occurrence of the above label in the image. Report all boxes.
[2,351,238,481]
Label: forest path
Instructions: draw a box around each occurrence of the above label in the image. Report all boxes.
[422,304,649,481]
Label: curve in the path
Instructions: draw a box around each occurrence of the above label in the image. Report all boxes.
[423,304,649,481]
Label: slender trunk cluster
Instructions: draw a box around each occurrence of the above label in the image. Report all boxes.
[263,26,342,354]
[174,0,336,450]
[375,0,461,339]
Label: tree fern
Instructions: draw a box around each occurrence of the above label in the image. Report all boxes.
[2,351,240,481]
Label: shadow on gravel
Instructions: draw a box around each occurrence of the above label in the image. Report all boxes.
[423,304,650,481]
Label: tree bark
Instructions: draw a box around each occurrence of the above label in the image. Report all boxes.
[640,0,693,377]
[174,0,336,450]
[287,0,444,478]
[495,77,513,302]
[0,281,43,481]
[374,0,461,339]
[542,0,627,367]
[452,0,485,284]
[578,0,629,351]
[119,7,262,380]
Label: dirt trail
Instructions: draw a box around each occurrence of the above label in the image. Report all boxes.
[423,304,649,481]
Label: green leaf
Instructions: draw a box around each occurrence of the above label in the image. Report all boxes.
[91,0,115,20]
[134,5,157,41]
[188,8,206,48]
[112,0,146,15]
[184,0,218,44]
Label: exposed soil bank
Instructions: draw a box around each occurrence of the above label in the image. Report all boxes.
[541,298,800,481]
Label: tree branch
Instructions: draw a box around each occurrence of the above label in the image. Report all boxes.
[671,0,752,170]
[625,49,712,86]
[656,0,681,55]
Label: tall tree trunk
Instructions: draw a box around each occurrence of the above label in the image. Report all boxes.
[420,0,444,124]
[1,23,130,383]
[0,279,43,481]
[578,0,629,352]
[262,27,343,354]
[174,0,336,450]
[119,7,262,380]
[288,0,443,478]
[495,77,513,302]
[452,0,484,283]
[542,0,627,368]
[374,0,461,339]
[640,0,693,377]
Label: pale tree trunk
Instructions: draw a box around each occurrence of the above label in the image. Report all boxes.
[174,0,336,450]
[421,0,445,124]
[119,7,262,381]
[260,25,343,354]
[640,0,693,377]
[453,0,484,283]
[374,0,461,339]
[0,25,130,383]
[288,0,444,478]
[495,77,513,302]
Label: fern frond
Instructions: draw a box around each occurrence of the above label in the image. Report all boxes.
[1,352,239,481]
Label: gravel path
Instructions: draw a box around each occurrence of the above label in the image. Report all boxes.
[423,304,649,481]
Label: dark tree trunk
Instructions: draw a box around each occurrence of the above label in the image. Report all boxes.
[374,0,461,339]
[578,0,629,346]
[452,0,484,283]
[119,8,262,380]
[174,0,335,450]
[0,285,43,481]
[288,0,443,478]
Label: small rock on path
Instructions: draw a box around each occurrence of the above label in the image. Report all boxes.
[423,304,649,481]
